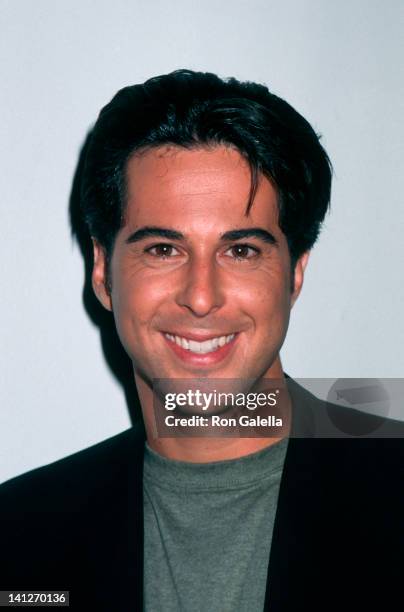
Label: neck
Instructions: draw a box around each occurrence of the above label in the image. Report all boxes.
[134,357,291,463]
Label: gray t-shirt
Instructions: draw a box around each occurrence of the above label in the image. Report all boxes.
[143,438,288,612]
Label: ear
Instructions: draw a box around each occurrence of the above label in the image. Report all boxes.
[91,238,112,311]
[291,251,310,307]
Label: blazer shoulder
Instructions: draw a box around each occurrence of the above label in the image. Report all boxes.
[286,376,404,489]
[0,425,145,597]
[0,424,145,513]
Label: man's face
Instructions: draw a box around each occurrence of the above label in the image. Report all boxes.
[93,145,308,387]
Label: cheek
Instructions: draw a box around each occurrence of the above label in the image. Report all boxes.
[111,270,173,331]
[236,269,292,323]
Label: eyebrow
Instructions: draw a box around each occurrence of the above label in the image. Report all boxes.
[125,226,277,246]
[220,228,277,245]
[126,227,182,244]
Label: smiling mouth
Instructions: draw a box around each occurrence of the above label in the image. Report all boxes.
[164,332,236,355]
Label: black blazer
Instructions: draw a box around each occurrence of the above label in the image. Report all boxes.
[1,380,403,611]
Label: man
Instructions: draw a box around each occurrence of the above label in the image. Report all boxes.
[0,70,402,611]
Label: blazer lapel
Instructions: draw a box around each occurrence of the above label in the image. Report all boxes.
[264,378,323,610]
[264,436,322,610]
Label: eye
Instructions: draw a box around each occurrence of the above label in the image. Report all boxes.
[145,243,180,258]
[225,244,260,260]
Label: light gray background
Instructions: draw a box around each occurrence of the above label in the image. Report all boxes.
[1,0,403,483]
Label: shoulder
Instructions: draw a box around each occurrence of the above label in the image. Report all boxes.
[283,378,404,550]
[286,376,404,478]
[0,424,145,512]
[0,424,145,593]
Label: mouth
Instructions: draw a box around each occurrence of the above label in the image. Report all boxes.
[164,332,235,354]
[162,331,238,366]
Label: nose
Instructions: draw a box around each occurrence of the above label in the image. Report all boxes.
[175,256,225,317]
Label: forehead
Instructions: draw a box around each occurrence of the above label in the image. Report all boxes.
[124,145,280,231]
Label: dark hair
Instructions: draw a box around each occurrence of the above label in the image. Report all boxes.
[81,69,332,270]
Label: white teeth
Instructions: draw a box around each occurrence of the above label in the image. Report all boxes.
[165,333,235,354]
[189,339,202,353]
[180,337,189,350]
